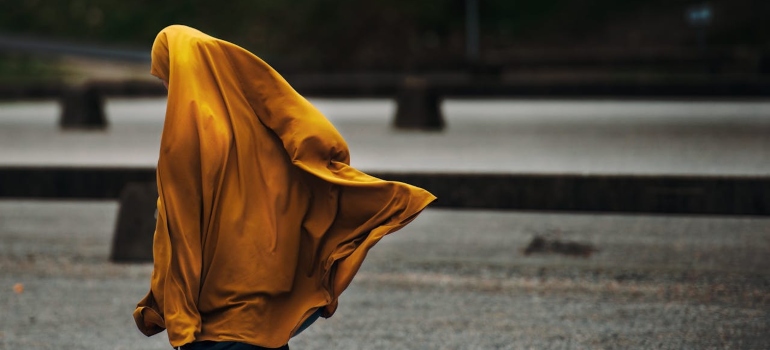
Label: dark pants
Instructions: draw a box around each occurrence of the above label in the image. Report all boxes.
[180,309,321,350]
[180,341,288,350]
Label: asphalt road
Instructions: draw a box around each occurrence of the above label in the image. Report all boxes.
[1,200,768,349]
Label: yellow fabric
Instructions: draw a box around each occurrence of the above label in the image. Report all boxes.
[133,25,435,348]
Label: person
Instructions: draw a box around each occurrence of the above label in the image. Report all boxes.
[133,25,436,350]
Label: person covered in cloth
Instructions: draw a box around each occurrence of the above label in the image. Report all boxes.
[132,25,435,350]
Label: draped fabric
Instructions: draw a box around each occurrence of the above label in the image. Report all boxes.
[133,25,435,348]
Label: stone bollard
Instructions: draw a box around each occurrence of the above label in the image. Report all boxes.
[60,83,107,129]
[110,182,157,262]
[393,76,444,130]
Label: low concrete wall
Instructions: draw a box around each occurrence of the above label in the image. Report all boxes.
[2,166,768,216]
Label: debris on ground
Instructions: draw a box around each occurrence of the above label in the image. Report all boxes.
[524,235,598,257]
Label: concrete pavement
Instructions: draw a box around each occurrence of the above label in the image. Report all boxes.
[1,200,768,349]
[1,98,769,348]
[1,98,769,175]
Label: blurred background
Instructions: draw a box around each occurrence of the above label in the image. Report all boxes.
[1,1,769,349]
[1,0,769,81]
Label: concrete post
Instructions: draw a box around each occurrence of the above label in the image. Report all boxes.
[110,182,157,262]
[393,76,444,130]
[60,83,107,129]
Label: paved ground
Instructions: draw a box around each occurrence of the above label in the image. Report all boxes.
[1,98,769,349]
[1,98,770,175]
[1,200,768,349]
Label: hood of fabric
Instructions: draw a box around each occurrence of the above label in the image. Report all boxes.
[135,24,435,348]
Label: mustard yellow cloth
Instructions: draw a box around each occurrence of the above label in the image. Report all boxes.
[133,25,435,348]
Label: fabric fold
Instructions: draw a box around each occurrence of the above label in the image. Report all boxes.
[134,24,435,348]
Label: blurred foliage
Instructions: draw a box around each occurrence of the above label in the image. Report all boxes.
[0,0,767,71]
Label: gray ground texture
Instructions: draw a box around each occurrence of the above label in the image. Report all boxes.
[1,201,768,349]
[1,98,769,349]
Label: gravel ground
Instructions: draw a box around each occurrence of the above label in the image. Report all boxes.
[1,200,768,349]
